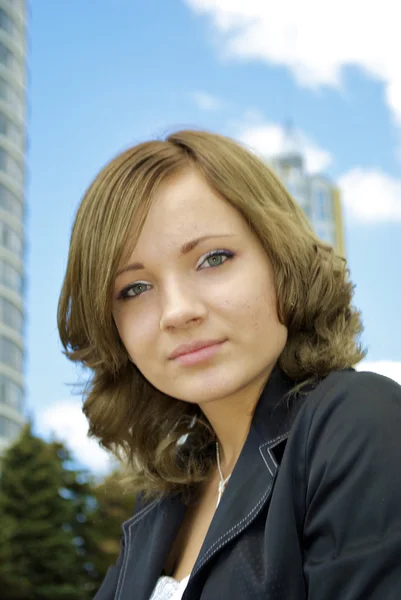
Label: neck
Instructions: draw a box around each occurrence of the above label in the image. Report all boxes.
[200,372,269,475]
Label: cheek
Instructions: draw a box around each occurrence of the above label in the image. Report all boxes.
[213,273,278,323]
[215,274,287,348]
[114,308,158,358]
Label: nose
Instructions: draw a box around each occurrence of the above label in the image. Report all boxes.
[159,280,207,331]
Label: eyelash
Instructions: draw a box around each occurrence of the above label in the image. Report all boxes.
[117,249,235,300]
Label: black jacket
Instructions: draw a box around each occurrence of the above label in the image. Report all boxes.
[94,368,401,599]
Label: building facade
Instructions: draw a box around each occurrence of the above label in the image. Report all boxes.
[0,0,26,452]
[271,151,345,256]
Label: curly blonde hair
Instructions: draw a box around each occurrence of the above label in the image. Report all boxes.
[58,129,365,501]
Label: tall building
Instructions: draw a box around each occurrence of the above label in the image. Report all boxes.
[270,134,345,256]
[0,0,26,452]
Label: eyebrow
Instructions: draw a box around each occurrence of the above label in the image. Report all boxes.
[116,234,236,277]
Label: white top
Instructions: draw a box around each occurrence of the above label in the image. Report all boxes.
[149,574,190,600]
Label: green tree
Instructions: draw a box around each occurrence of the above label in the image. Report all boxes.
[0,423,95,600]
[85,470,136,592]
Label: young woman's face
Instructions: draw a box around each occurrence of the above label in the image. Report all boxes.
[112,169,287,406]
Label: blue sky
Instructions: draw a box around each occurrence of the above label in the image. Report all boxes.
[26,1,401,471]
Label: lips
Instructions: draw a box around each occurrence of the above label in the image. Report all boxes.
[169,339,225,360]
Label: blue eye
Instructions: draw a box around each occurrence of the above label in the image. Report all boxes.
[198,250,235,270]
[119,282,151,299]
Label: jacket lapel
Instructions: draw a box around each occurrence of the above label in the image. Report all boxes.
[187,367,304,585]
[189,424,276,581]
[115,495,186,600]
[115,368,304,600]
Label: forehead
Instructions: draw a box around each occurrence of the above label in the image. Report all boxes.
[129,169,249,255]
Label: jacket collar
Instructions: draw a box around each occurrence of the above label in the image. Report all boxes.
[115,367,304,600]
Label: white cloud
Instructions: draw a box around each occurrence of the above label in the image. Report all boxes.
[192,91,222,111]
[233,118,401,223]
[37,399,116,474]
[237,121,332,173]
[184,2,401,222]
[184,0,401,125]
[357,360,401,386]
[339,168,401,223]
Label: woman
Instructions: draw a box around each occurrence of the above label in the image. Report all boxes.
[58,130,401,599]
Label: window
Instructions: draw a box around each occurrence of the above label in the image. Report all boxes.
[0,415,21,439]
[0,335,23,370]
[0,111,6,135]
[0,221,23,256]
[8,120,22,146]
[0,40,12,68]
[313,187,332,223]
[0,147,24,184]
[0,77,6,100]
[302,203,313,222]
[0,8,14,36]
[284,171,308,208]
[0,296,23,332]
[0,373,23,410]
[0,183,23,218]
[0,111,23,145]
[0,76,24,118]
[0,41,22,82]
[0,259,23,293]
[2,0,24,9]
[314,222,336,247]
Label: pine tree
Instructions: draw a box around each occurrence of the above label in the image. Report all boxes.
[0,423,95,600]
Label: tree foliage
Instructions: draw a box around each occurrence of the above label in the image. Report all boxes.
[0,424,95,600]
[0,424,137,598]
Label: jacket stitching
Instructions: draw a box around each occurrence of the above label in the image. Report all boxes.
[116,423,292,591]
[122,498,159,528]
[196,483,273,571]
[266,431,290,448]
[268,448,278,470]
[259,442,274,476]
[116,501,158,599]
[196,436,288,573]
[259,434,289,475]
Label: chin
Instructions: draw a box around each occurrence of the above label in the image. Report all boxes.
[168,374,250,405]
